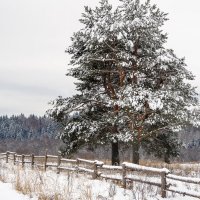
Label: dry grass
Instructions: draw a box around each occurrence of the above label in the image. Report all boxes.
[140,159,200,177]
[0,160,95,200]
[81,185,93,200]
[1,157,200,200]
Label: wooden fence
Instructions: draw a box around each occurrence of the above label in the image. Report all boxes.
[0,151,200,199]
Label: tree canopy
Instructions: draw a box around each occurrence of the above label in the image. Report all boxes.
[49,0,199,163]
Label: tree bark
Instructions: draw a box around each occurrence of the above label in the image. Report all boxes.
[164,152,170,164]
[132,141,140,164]
[112,141,120,165]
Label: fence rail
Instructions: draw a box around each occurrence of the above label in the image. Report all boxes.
[0,151,200,199]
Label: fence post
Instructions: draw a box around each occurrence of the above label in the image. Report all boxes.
[31,154,34,170]
[22,154,25,168]
[6,151,9,163]
[92,161,98,179]
[122,163,126,189]
[57,151,61,174]
[161,171,167,198]
[13,153,16,165]
[44,150,48,171]
[76,158,80,174]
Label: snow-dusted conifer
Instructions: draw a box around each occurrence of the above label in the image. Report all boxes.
[113,0,199,163]
[49,1,122,161]
[49,0,199,163]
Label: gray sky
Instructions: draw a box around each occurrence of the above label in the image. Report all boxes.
[0,0,200,116]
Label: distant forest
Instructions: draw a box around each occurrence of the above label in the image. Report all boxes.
[0,114,60,140]
[0,114,63,155]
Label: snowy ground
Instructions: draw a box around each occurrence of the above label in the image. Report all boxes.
[0,181,37,200]
[0,160,200,200]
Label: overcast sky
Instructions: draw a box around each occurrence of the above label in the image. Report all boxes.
[0,0,200,116]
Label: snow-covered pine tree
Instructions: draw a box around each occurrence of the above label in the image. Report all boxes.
[49,0,199,164]
[49,1,123,164]
[49,96,116,158]
[113,0,199,163]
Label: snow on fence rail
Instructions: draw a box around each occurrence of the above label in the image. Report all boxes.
[0,151,200,199]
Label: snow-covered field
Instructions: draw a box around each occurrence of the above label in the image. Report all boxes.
[0,159,200,200]
[0,181,37,200]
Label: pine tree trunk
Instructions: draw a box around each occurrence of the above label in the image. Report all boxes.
[164,152,170,164]
[112,141,120,165]
[132,141,140,164]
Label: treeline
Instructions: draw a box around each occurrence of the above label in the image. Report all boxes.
[178,126,200,162]
[188,139,200,149]
[0,114,60,140]
[0,114,63,155]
